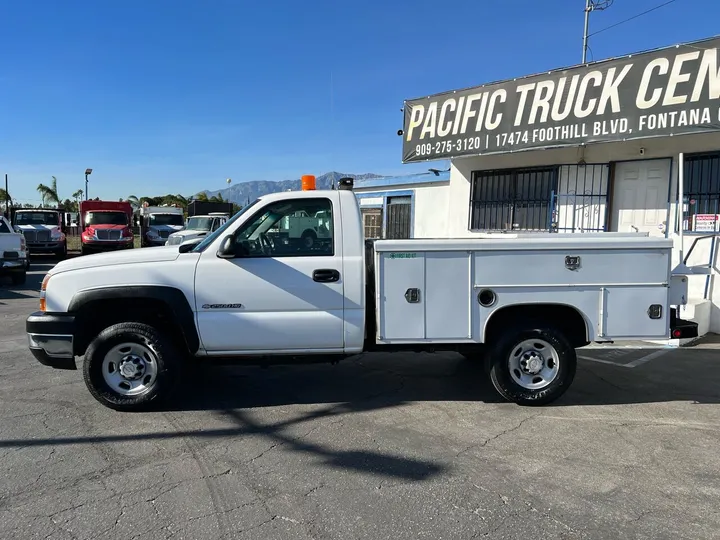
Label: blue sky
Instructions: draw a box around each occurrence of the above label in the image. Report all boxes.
[2,0,718,205]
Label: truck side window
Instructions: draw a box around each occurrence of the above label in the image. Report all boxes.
[0,219,10,234]
[234,198,333,257]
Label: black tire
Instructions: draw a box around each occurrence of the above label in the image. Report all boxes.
[81,245,90,256]
[11,271,27,286]
[301,229,317,249]
[83,322,182,412]
[55,243,67,260]
[487,324,577,406]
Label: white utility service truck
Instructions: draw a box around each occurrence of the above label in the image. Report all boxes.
[26,179,698,411]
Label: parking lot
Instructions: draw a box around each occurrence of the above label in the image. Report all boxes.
[1,259,719,540]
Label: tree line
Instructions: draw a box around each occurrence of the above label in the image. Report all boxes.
[0,177,242,215]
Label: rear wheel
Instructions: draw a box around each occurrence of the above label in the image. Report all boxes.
[301,229,317,249]
[83,322,181,411]
[487,324,576,406]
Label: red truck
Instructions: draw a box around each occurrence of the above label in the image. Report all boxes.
[79,200,134,255]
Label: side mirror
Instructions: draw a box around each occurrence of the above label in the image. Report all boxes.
[216,234,237,259]
[178,240,200,253]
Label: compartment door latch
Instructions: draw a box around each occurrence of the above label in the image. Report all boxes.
[565,255,581,271]
[404,288,421,303]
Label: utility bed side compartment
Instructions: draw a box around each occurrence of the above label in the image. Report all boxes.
[377,251,425,340]
[425,251,471,339]
[601,286,669,338]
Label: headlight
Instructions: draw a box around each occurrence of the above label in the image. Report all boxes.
[40,273,51,312]
[51,230,65,240]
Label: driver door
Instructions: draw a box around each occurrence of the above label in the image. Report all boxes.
[194,194,345,353]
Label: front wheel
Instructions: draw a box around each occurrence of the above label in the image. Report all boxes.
[55,243,67,260]
[83,322,181,411]
[487,324,576,406]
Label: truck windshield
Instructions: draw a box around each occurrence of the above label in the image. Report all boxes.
[186,217,213,231]
[15,212,58,226]
[86,212,128,226]
[150,214,184,226]
[0,220,10,234]
[191,199,260,253]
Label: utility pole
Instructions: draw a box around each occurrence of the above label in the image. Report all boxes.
[582,0,613,64]
[4,174,8,218]
[582,0,591,64]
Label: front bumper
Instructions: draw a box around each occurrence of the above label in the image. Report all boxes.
[27,241,63,252]
[26,311,77,370]
[144,238,168,247]
[83,240,134,251]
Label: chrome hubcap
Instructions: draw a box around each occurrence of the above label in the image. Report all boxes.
[102,342,158,397]
[508,339,560,390]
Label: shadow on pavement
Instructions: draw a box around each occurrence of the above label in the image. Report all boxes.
[159,348,720,411]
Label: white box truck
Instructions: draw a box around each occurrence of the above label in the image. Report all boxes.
[26,179,698,411]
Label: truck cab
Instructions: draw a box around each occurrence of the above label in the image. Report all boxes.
[165,213,228,246]
[79,200,134,255]
[13,208,67,259]
[138,205,185,247]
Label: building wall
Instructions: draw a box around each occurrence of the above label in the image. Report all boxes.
[354,180,450,239]
[446,131,720,333]
[413,184,450,238]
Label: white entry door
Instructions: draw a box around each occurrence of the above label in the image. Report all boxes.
[611,159,671,236]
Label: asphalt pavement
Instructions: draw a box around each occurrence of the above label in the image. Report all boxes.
[1,258,719,540]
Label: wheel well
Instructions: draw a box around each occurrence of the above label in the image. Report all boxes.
[74,297,190,356]
[484,304,589,348]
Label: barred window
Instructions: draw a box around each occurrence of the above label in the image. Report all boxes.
[361,208,383,239]
[470,167,557,231]
[682,152,720,232]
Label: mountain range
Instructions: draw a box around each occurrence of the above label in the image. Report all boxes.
[201,171,383,205]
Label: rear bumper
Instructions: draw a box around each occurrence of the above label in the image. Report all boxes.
[0,258,26,274]
[670,307,699,340]
[26,311,77,370]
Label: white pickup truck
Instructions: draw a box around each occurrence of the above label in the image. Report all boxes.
[1,215,29,285]
[26,183,698,411]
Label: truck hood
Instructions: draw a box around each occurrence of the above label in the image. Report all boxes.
[150,224,184,232]
[50,245,181,275]
[171,229,209,238]
[18,224,59,232]
[88,224,127,230]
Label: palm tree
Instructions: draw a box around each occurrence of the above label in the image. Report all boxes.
[37,176,60,207]
[0,188,11,215]
[126,195,140,210]
[72,189,84,208]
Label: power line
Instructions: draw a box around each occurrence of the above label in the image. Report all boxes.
[589,0,678,37]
